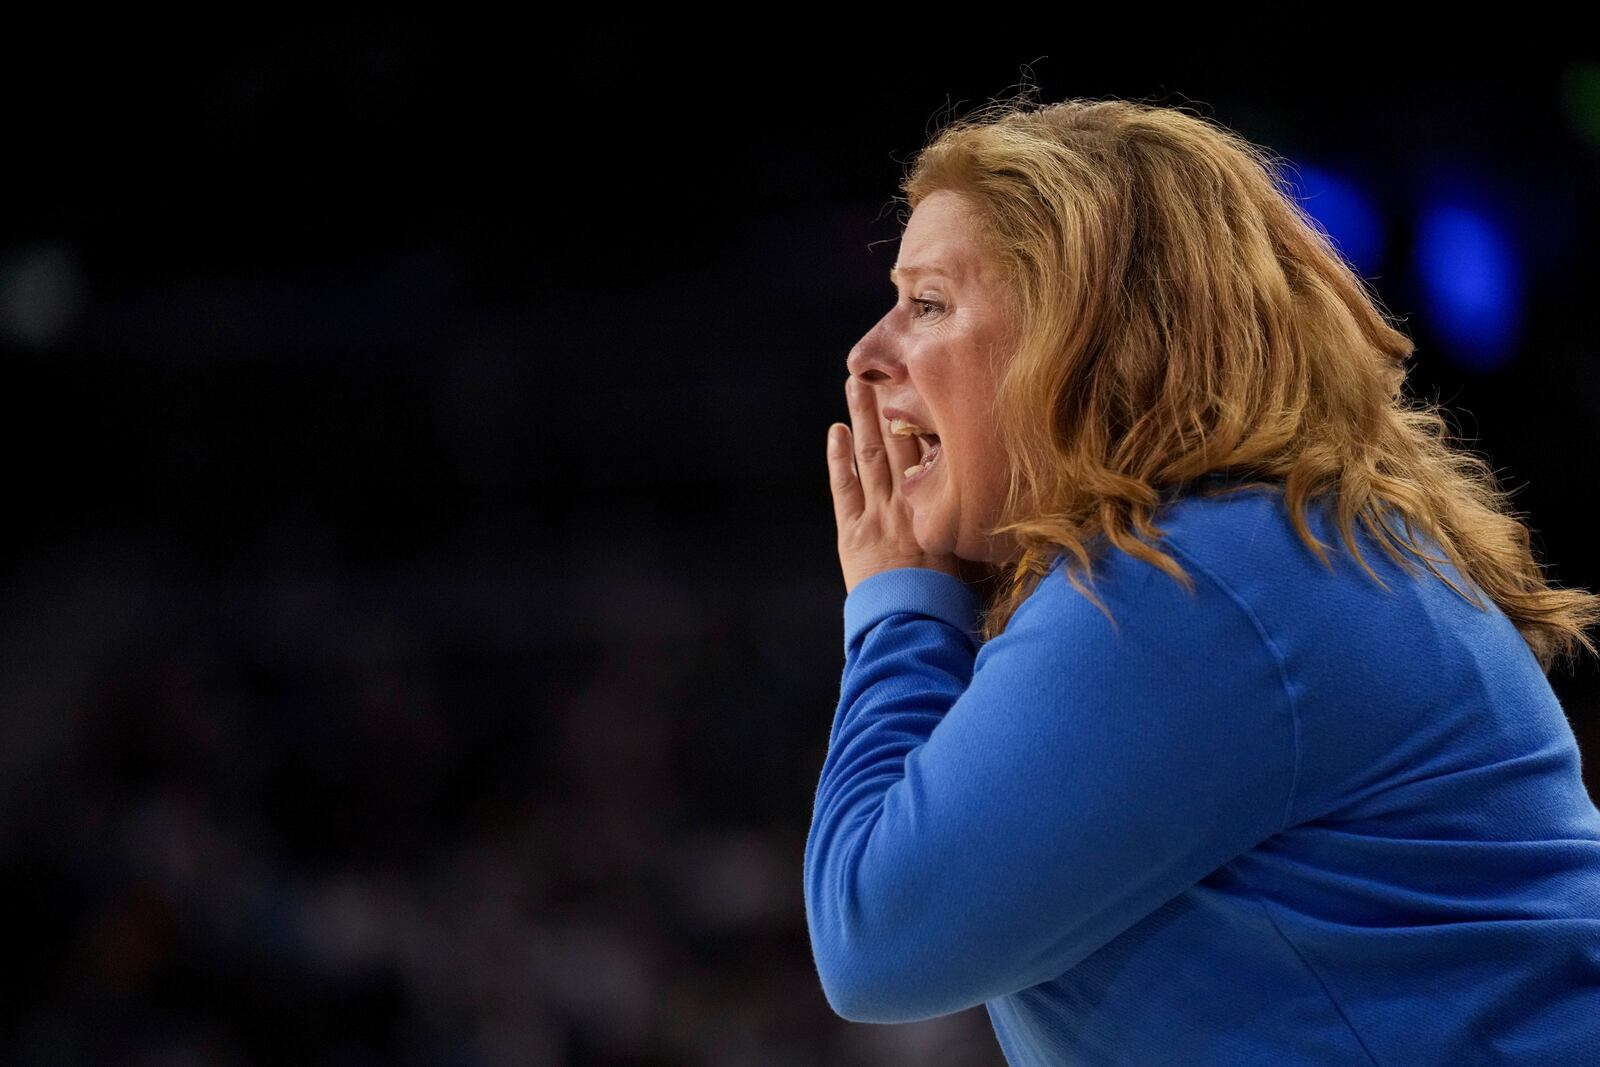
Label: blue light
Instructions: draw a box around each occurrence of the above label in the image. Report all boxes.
[1283,165,1385,281]
[1412,202,1522,373]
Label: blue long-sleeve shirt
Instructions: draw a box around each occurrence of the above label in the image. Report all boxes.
[804,483,1600,1064]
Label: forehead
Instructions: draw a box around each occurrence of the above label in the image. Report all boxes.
[894,192,983,281]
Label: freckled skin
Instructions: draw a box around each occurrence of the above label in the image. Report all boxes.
[847,190,1018,567]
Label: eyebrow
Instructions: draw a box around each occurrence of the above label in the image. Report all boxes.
[889,264,959,285]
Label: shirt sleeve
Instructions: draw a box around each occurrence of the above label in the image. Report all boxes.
[802,551,1300,1024]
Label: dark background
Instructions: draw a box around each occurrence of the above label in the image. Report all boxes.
[3,22,1598,1065]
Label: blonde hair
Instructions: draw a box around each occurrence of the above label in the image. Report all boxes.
[898,93,1600,675]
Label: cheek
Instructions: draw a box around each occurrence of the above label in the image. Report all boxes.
[947,441,997,507]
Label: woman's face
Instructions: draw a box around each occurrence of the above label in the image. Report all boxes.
[847,189,1017,564]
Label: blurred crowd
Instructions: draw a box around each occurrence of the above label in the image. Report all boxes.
[2,543,1005,1065]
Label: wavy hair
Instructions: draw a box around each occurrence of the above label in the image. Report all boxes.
[898,93,1600,675]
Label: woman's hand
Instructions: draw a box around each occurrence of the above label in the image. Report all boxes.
[827,376,965,595]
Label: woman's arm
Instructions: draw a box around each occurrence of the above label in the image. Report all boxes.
[803,551,1298,1023]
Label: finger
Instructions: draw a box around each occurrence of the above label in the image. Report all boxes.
[846,377,892,498]
[827,422,863,522]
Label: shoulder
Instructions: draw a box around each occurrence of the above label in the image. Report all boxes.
[1141,484,1473,625]
[1012,482,1463,655]
[1149,483,1297,567]
[989,485,1335,699]
[1028,485,1292,619]
[1062,484,1499,698]
[998,487,1298,661]
[978,489,1303,826]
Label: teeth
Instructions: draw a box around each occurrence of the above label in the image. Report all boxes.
[889,417,933,438]
[903,440,941,479]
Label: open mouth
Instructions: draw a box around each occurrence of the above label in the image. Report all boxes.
[905,433,942,479]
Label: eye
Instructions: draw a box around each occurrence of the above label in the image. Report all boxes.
[908,297,944,321]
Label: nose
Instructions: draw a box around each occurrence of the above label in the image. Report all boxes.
[846,315,899,385]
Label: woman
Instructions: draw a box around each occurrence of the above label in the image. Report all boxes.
[807,96,1600,1065]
